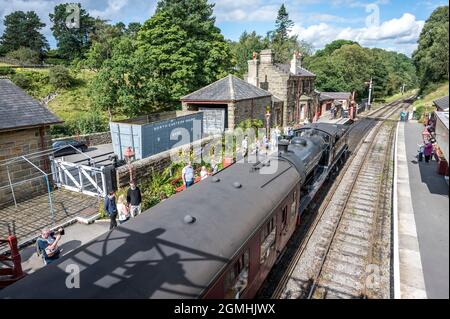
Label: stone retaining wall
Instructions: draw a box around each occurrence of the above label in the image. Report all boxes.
[52,131,111,146]
[116,136,216,188]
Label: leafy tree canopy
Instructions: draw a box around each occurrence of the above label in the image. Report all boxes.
[230,31,269,77]
[49,3,96,61]
[0,11,49,56]
[412,6,449,92]
[305,41,418,100]
[90,0,233,117]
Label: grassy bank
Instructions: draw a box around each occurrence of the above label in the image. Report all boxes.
[412,82,448,120]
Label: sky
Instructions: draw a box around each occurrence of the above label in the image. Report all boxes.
[0,0,447,56]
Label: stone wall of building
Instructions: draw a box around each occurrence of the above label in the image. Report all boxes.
[233,96,272,127]
[0,126,52,208]
[52,131,111,146]
[115,136,215,188]
[257,63,319,126]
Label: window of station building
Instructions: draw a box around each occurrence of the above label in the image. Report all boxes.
[224,250,250,299]
[281,205,288,230]
[260,217,276,264]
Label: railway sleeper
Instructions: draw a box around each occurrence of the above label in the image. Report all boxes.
[315,277,362,299]
[325,259,366,280]
[327,251,365,272]
[339,219,373,234]
[329,241,369,259]
[335,233,370,248]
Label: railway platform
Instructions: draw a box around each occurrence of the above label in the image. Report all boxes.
[395,120,449,299]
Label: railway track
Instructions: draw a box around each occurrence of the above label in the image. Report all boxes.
[266,98,410,299]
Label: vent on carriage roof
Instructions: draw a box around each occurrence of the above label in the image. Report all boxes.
[184,215,196,224]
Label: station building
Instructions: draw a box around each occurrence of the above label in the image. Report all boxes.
[432,95,449,176]
[0,79,61,207]
[181,74,272,135]
[245,49,317,126]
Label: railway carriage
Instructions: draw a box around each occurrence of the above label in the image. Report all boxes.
[0,123,350,299]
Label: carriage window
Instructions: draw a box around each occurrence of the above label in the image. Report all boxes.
[281,206,288,230]
[224,250,249,299]
[260,218,276,264]
[291,191,297,219]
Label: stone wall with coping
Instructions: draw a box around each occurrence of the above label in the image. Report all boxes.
[115,135,216,188]
[52,131,111,146]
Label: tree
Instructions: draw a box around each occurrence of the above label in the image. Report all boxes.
[413,6,449,92]
[49,3,96,61]
[126,22,142,37]
[231,31,269,77]
[84,19,125,70]
[274,4,294,42]
[89,37,141,119]
[6,47,41,64]
[314,39,357,57]
[49,65,73,89]
[0,11,49,56]
[268,4,312,63]
[153,0,233,88]
[91,0,234,116]
[305,41,417,100]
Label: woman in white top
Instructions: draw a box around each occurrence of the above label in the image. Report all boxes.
[200,166,209,180]
[117,194,130,224]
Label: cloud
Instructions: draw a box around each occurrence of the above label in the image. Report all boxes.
[90,0,129,19]
[291,13,425,55]
[214,0,279,22]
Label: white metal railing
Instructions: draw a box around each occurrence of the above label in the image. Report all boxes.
[52,158,106,198]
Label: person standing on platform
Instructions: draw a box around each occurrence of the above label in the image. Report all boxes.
[117,194,130,224]
[127,181,142,218]
[424,142,434,163]
[104,191,118,230]
[182,161,195,188]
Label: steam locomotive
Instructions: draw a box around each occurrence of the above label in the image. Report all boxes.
[0,123,350,299]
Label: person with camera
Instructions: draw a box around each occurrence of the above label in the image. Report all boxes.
[36,228,64,265]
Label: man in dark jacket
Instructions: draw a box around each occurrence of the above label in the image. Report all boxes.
[127,181,142,218]
[104,191,118,230]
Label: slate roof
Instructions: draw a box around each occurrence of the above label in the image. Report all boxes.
[274,63,316,77]
[433,96,449,111]
[181,74,272,102]
[0,79,61,131]
[435,111,449,130]
[320,92,352,101]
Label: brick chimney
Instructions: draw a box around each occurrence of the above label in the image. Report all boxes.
[247,51,259,87]
[260,49,274,64]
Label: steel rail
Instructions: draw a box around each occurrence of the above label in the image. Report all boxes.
[270,97,410,299]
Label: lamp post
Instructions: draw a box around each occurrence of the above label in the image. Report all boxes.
[124,147,135,182]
